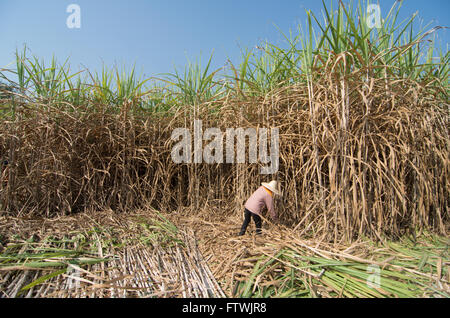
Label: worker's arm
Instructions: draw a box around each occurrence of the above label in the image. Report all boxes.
[264,195,277,221]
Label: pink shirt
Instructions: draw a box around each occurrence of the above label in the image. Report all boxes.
[244,186,277,219]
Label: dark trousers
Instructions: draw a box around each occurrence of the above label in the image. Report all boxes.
[239,208,262,235]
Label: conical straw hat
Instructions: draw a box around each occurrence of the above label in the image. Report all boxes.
[261,180,281,196]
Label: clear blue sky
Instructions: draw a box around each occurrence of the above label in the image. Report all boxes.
[0,0,448,79]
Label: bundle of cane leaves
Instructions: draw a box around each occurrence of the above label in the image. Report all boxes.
[135,211,184,248]
[0,233,114,296]
[233,234,450,298]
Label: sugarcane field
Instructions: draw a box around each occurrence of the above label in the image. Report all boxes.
[0,0,449,299]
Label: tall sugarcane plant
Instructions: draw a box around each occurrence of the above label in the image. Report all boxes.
[1,0,447,113]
